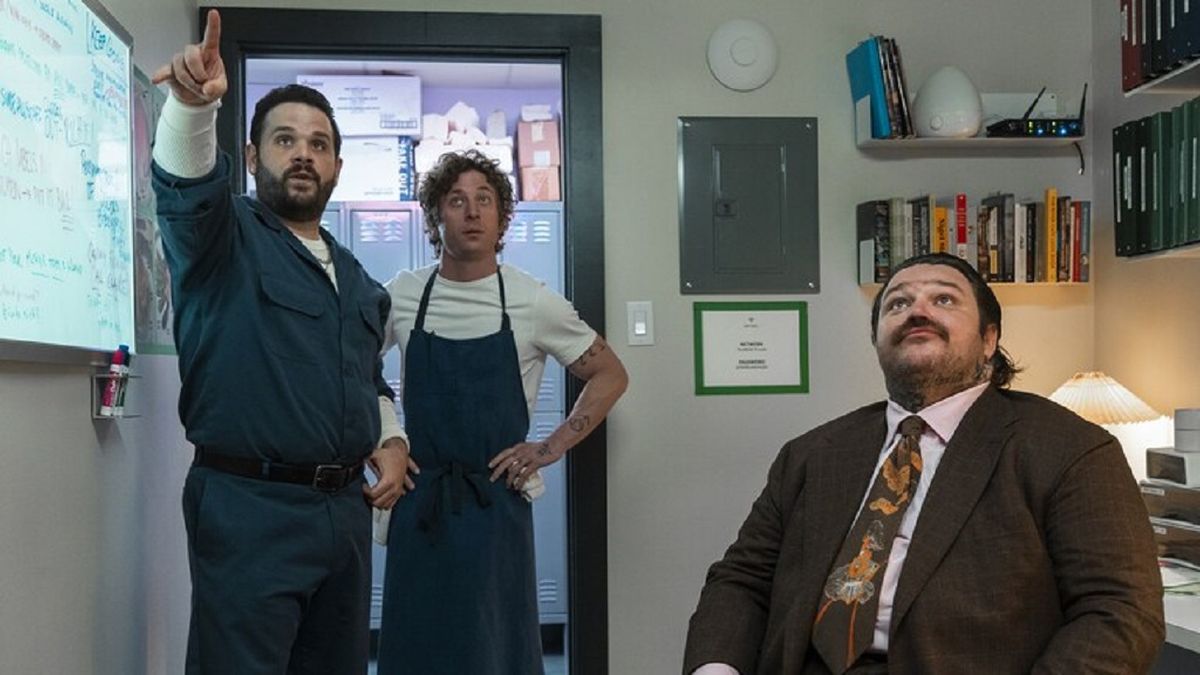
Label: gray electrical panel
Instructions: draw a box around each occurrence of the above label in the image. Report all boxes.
[678,117,819,294]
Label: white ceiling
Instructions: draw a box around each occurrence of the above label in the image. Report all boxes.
[246,57,562,89]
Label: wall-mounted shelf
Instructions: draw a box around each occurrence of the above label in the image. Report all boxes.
[854,103,1086,172]
[1125,57,1200,96]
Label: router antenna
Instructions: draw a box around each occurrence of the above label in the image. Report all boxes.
[1022,86,1047,120]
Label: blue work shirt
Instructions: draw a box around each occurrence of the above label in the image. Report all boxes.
[153,153,392,464]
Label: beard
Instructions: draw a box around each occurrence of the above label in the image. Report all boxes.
[877,317,989,410]
[254,164,335,223]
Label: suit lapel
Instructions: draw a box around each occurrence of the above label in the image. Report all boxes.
[889,387,1016,635]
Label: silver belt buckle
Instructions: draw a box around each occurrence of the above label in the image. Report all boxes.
[312,464,344,492]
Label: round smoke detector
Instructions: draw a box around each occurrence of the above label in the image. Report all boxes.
[706,19,779,92]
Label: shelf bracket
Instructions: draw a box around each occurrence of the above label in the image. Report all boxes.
[1073,141,1085,175]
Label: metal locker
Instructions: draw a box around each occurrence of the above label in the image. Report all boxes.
[529,411,569,623]
[502,204,563,292]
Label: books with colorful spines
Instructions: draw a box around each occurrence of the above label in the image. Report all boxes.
[857,200,891,284]
[1044,187,1058,282]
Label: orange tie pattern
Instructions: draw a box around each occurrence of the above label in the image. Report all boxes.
[811,415,926,673]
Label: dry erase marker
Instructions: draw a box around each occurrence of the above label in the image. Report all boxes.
[113,346,132,417]
[99,346,126,417]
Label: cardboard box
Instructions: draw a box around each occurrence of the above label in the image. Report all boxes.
[297,75,421,137]
[520,166,560,201]
[517,119,561,168]
[330,137,415,202]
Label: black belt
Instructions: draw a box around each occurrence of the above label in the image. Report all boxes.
[193,447,364,492]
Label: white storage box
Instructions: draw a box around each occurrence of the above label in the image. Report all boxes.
[1179,409,1200,453]
[297,75,421,137]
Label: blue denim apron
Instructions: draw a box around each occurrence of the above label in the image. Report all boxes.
[378,267,543,674]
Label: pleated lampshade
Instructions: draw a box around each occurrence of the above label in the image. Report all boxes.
[1048,371,1162,425]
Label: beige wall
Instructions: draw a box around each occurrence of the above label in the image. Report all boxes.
[1090,2,1200,416]
[0,1,1105,673]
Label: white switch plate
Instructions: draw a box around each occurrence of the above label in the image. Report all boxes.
[626,301,654,346]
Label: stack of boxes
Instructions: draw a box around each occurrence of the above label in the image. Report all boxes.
[517,108,561,202]
[298,74,421,202]
[1142,409,1200,566]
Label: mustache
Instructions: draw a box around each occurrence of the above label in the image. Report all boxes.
[284,166,319,182]
[893,317,948,344]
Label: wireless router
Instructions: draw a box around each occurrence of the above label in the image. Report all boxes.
[985,84,1086,138]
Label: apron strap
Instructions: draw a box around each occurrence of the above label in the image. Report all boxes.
[415,266,512,332]
[414,266,439,331]
[497,265,511,332]
[417,460,494,536]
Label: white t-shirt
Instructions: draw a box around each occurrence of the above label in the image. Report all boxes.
[382,264,596,420]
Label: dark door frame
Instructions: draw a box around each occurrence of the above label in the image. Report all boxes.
[199,7,607,673]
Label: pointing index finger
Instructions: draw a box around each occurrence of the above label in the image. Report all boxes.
[200,9,221,51]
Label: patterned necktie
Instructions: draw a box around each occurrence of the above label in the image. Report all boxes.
[811,414,926,673]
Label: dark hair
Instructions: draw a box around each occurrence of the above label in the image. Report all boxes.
[418,149,515,256]
[870,252,1020,388]
[248,84,342,157]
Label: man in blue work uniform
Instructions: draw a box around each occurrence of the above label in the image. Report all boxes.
[150,11,410,673]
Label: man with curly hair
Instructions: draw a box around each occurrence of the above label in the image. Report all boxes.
[374,150,628,674]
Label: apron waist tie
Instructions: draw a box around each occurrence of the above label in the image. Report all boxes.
[417,461,493,535]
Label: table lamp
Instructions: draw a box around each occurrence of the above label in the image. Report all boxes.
[1048,371,1172,481]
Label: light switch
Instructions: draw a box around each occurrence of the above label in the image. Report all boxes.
[626,301,654,346]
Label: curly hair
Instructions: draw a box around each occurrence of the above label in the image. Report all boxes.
[418,149,515,256]
[869,252,1021,388]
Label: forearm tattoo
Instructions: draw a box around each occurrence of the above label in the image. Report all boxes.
[536,442,552,457]
[567,414,590,433]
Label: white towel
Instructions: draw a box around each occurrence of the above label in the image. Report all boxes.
[372,469,546,546]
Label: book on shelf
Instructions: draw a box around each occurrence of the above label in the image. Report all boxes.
[1044,187,1058,282]
[857,200,891,284]
[845,34,913,139]
[933,205,950,254]
[857,192,1089,283]
[846,37,892,139]
[1057,195,1072,282]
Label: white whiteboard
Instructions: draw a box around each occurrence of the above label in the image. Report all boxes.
[0,0,135,356]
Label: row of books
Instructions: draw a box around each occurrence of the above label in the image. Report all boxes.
[845,35,914,139]
[1112,96,1200,256]
[1120,0,1200,92]
[856,192,1092,285]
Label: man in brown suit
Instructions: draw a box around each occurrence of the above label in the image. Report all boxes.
[684,253,1164,674]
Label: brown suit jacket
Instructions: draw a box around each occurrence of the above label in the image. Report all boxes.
[684,387,1164,674]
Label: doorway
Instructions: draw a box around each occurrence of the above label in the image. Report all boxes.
[205,7,607,675]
